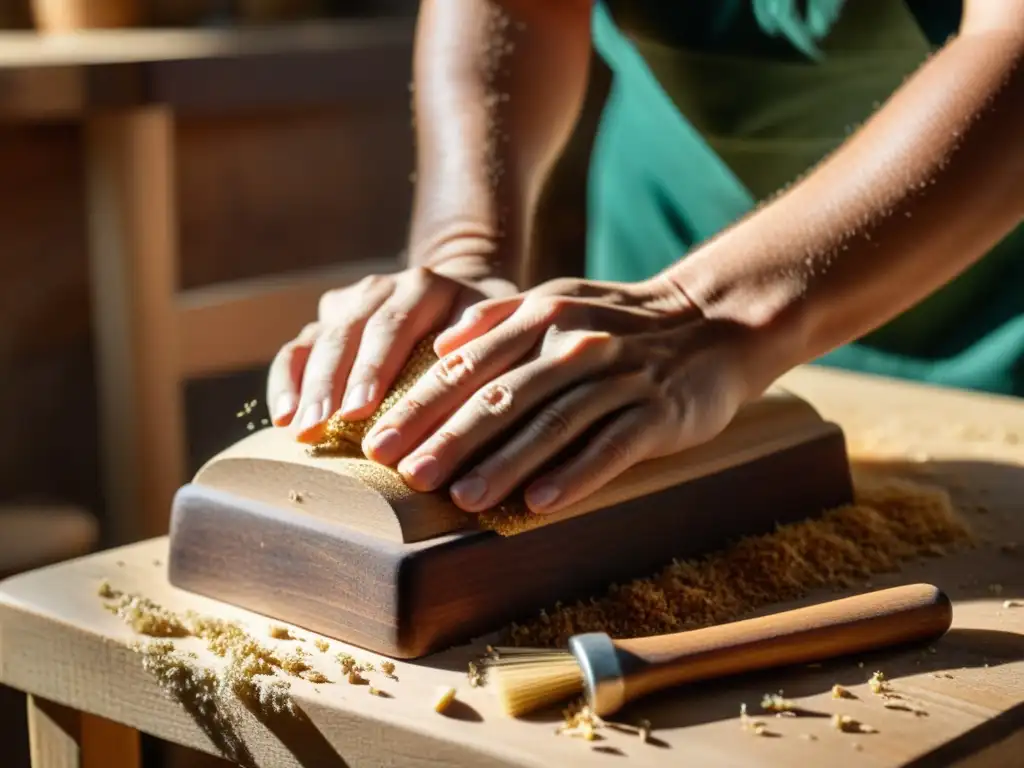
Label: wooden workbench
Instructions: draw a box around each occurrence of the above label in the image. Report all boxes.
[0,366,1021,767]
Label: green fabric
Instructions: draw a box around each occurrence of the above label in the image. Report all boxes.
[586,0,1024,396]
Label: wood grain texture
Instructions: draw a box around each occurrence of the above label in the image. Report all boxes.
[0,367,1021,768]
[170,391,853,657]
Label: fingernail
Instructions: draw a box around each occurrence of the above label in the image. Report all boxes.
[401,455,441,490]
[342,382,372,415]
[273,393,298,423]
[299,399,329,432]
[366,428,402,463]
[527,483,560,511]
[451,475,488,507]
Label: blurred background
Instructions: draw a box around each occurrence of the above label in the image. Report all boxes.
[0,0,604,764]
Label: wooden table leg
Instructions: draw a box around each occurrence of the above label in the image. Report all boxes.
[27,695,140,768]
[85,106,186,545]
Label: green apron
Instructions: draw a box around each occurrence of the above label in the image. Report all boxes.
[586,0,1024,396]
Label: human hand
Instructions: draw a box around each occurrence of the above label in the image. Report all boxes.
[266,257,518,441]
[361,276,766,515]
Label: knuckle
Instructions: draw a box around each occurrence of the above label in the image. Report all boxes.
[432,429,460,452]
[477,449,513,483]
[524,293,567,324]
[544,296,572,319]
[320,323,357,348]
[531,406,573,443]
[359,274,389,292]
[545,277,581,296]
[563,331,619,363]
[395,395,426,421]
[434,350,475,388]
[475,383,515,418]
[406,265,433,285]
[372,305,411,330]
[592,434,633,467]
[317,289,343,319]
[298,322,321,342]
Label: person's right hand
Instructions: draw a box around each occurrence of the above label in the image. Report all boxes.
[267,257,518,442]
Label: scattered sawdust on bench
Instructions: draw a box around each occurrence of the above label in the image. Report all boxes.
[503,473,971,647]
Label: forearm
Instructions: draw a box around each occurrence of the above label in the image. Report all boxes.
[662,17,1024,392]
[407,0,592,284]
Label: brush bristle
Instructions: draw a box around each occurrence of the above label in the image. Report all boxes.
[489,649,584,717]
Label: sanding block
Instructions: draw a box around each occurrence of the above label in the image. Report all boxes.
[168,386,853,659]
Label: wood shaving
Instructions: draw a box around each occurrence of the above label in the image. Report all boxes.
[97,579,119,599]
[558,702,605,740]
[105,592,189,637]
[268,625,299,641]
[467,661,483,687]
[868,671,889,696]
[288,490,304,503]
[314,639,330,652]
[761,693,797,712]
[381,660,396,677]
[832,714,877,734]
[279,650,311,676]
[348,670,368,686]
[504,476,970,646]
[433,686,457,714]
[832,684,854,699]
[1003,600,1023,609]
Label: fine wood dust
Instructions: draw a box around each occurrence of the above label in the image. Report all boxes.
[101,587,396,723]
[502,473,971,647]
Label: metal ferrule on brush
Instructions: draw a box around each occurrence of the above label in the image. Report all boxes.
[568,632,628,717]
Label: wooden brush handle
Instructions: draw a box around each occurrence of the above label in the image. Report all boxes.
[614,584,951,705]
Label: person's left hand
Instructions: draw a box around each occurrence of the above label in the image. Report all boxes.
[360,276,767,515]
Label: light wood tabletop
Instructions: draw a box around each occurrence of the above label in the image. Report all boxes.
[1,366,1022,767]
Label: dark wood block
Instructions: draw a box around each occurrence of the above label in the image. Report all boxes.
[168,391,853,658]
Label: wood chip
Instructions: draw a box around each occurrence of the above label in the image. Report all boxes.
[434,686,457,713]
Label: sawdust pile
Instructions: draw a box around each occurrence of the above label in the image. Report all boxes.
[311,334,439,454]
[503,474,971,647]
[101,585,393,719]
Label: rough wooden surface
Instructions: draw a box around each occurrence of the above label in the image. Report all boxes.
[0,367,1022,767]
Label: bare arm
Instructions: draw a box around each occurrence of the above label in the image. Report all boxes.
[267,0,592,432]
[408,0,593,286]
[662,0,1024,392]
[354,1,1024,516]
